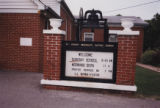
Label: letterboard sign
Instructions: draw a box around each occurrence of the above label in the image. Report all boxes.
[65,51,114,80]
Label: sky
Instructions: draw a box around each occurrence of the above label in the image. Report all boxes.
[65,0,160,20]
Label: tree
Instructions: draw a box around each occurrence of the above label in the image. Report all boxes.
[116,14,122,16]
[144,13,160,51]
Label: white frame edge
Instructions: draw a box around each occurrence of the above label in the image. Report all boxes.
[41,79,137,92]
[43,30,66,35]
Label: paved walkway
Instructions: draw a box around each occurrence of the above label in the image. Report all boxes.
[136,63,160,72]
[0,71,160,108]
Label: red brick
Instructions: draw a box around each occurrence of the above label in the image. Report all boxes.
[116,36,138,85]
[43,34,64,80]
[0,13,45,72]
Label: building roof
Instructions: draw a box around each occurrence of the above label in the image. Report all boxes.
[104,16,148,27]
[74,15,148,27]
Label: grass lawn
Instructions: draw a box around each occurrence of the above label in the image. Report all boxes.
[135,66,160,99]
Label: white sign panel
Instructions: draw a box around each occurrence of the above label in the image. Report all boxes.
[20,37,32,46]
[65,51,114,80]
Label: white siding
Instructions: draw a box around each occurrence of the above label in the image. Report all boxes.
[0,0,40,13]
[0,0,61,15]
[41,0,60,15]
[0,0,38,9]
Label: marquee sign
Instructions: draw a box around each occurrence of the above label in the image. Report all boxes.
[65,51,114,80]
[61,41,117,83]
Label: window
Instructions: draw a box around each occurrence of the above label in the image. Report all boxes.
[109,34,117,42]
[84,32,94,41]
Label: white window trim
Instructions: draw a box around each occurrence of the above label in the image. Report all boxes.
[84,32,94,41]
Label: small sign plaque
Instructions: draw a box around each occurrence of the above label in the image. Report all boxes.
[65,51,114,80]
[20,37,32,46]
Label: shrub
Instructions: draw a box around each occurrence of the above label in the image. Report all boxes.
[152,50,160,67]
[141,50,157,65]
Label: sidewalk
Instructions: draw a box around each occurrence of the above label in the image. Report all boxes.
[0,70,160,108]
[136,63,160,72]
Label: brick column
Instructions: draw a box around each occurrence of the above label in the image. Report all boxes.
[42,18,66,81]
[43,34,64,80]
[110,18,140,86]
[116,36,138,85]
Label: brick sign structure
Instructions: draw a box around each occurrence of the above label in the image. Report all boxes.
[41,18,139,92]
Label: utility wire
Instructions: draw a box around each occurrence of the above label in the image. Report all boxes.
[104,0,160,13]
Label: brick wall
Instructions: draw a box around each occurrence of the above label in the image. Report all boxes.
[116,36,138,85]
[80,27,144,61]
[43,34,64,80]
[110,27,144,62]
[0,13,44,72]
[0,6,76,73]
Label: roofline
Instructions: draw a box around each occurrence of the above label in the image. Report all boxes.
[108,22,148,27]
[39,0,61,18]
[60,0,75,20]
[41,7,61,19]
[47,7,61,18]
